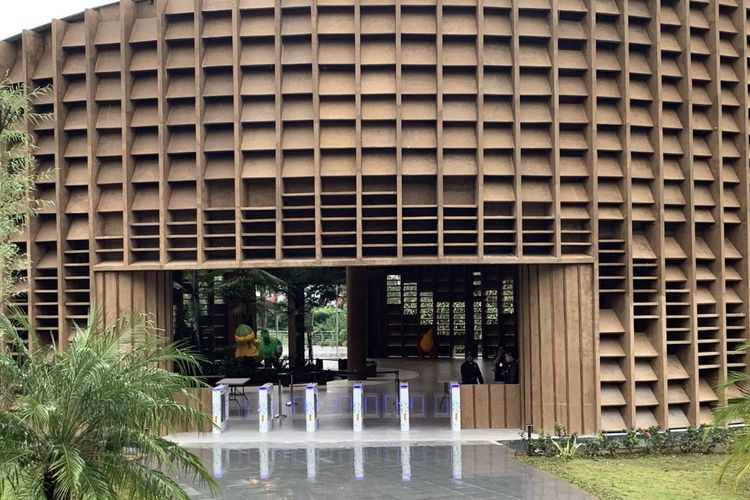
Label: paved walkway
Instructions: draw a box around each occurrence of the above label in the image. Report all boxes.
[170,359,589,499]
[169,424,523,448]
[174,443,589,499]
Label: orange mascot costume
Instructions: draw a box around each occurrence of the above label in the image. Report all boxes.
[417,328,438,358]
[234,324,259,359]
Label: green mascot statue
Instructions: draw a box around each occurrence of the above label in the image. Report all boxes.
[259,328,283,368]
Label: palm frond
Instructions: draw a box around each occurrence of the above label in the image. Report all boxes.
[714,343,750,489]
[0,310,218,498]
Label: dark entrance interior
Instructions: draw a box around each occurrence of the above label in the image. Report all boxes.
[367,265,517,359]
[170,268,348,365]
[171,265,517,367]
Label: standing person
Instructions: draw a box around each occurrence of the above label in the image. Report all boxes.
[460,353,484,385]
[492,346,507,382]
[503,351,519,384]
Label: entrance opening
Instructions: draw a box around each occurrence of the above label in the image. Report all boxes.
[169,265,520,430]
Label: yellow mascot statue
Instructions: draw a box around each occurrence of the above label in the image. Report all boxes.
[234,324,259,359]
[417,327,438,358]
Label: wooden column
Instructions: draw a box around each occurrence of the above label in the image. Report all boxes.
[366,269,386,358]
[93,271,173,338]
[519,263,597,434]
[347,266,368,378]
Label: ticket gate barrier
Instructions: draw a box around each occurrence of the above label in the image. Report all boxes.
[305,383,319,432]
[450,382,461,431]
[399,382,410,431]
[352,383,363,432]
[212,384,229,434]
[258,383,273,433]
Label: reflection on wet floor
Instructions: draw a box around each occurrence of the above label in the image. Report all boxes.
[174,443,587,499]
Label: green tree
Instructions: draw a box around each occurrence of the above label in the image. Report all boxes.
[312,304,347,346]
[715,345,750,489]
[0,310,217,499]
[0,80,51,304]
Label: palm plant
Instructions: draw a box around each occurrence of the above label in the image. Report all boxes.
[0,310,217,499]
[714,342,750,489]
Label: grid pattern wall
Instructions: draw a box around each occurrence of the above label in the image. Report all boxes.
[1,0,749,431]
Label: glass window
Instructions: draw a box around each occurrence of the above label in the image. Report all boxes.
[403,282,418,315]
[386,274,402,305]
[419,291,433,324]
[436,301,450,336]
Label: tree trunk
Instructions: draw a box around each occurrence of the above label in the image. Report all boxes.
[287,285,305,368]
[43,471,57,500]
[347,267,368,379]
[247,285,258,330]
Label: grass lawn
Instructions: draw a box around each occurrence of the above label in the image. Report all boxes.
[519,453,750,500]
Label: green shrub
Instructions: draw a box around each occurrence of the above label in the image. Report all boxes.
[529,430,555,456]
[644,425,674,454]
[583,432,606,458]
[554,422,567,438]
[606,438,622,457]
[623,429,641,453]
[526,424,733,461]
[553,434,582,460]
[679,425,705,454]
[526,423,737,460]
[703,425,734,453]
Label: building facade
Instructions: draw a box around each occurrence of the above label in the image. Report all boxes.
[1,0,747,433]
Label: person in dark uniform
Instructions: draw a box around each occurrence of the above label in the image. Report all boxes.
[492,346,507,382]
[460,353,484,384]
[503,351,519,384]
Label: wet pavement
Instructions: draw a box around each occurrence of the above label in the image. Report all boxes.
[170,359,587,498]
[174,443,589,499]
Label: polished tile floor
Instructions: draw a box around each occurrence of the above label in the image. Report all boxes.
[169,360,582,499]
[174,443,589,500]
[168,358,523,447]
[207,358,495,425]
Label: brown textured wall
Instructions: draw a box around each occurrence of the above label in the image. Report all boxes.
[93,270,173,339]
[459,384,522,430]
[519,264,597,435]
[1,0,599,272]
[0,0,746,431]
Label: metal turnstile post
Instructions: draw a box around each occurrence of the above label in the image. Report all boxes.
[305,383,318,432]
[258,383,273,432]
[352,383,363,432]
[450,382,461,431]
[399,382,410,431]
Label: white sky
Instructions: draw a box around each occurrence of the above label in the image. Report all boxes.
[1,0,111,40]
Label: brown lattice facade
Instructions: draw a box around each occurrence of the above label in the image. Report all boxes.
[2,0,749,432]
